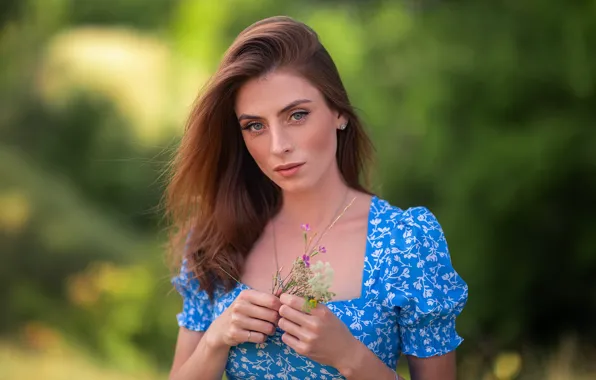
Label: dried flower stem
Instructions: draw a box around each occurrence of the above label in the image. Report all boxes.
[304,196,356,255]
[270,196,357,309]
[220,266,241,285]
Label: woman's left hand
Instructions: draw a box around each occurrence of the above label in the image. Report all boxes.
[278,293,357,369]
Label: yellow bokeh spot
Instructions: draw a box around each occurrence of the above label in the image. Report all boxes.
[493,351,522,379]
[66,271,100,308]
[22,322,63,352]
[0,191,30,234]
[67,262,153,309]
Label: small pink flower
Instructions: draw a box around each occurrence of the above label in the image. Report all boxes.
[319,246,326,253]
[301,223,311,232]
[302,254,310,267]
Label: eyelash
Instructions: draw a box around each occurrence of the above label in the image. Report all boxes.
[241,122,264,134]
[290,110,309,123]
[241,110,310,135]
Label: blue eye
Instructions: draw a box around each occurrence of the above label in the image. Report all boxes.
[243,122,264,132]
[291,111,309,121]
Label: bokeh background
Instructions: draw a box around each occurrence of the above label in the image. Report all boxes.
[1,1,595,379]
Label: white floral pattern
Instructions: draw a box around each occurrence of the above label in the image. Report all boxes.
[172,196,468,379]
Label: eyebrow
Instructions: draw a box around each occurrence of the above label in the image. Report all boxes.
[237,99,312,122]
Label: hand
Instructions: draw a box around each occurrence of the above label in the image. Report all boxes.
[278,293,358,369]
[206,289,281,349]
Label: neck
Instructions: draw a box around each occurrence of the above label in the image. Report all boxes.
[276,165,353,232]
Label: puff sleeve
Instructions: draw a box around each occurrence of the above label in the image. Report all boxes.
[171,259,214,332]
[386,207,468,357]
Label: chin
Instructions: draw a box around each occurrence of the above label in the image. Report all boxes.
[274,177,318,194]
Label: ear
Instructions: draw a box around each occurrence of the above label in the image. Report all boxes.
[336,113,348,130]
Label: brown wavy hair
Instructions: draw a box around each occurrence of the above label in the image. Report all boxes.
[164,16,374,299]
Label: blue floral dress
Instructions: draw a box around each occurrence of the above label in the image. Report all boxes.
[172,196,468,379]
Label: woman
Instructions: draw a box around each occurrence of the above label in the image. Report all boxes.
[165,16,468,380]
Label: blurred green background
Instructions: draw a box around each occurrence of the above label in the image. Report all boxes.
[1,0,595,379]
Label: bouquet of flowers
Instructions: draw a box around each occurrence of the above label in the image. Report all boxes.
[271,198,355,312]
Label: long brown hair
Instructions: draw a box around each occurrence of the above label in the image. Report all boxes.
[164,16,374,299]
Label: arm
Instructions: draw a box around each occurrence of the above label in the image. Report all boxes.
[334,338,403,380]
[334,337,456,380]
[389,207,467,380]
[406,352,456,380]
[169,328,230,380]
[169,289,281,380]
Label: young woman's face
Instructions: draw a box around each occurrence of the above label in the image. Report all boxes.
[235,70,347,193]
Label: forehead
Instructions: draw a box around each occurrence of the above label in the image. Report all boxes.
[235,70,323,116]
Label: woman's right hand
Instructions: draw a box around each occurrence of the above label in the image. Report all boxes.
[206,289,282,349]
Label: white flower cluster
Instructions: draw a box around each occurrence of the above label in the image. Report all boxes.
[308,261,335,302]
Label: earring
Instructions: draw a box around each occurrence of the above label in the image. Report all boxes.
[338,123,347,130]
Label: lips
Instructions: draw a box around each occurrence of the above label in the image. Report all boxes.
[273,162,305,177]
[274,162,304,172]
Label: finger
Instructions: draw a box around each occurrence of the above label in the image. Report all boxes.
[240,329,267,344]
[278,317,313,342]
[308,302,331,319]
[279,304,311,327]
[241,289,282,311]
[234,314,276,336]
[236,301,280,325]
[279,293,310,312]
[281,332,307,356]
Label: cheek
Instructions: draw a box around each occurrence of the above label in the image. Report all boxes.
[243,138,266,165]
[304,123,336,158]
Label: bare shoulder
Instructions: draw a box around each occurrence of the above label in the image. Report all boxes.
[331,191,374,236]
[345,191,374,222]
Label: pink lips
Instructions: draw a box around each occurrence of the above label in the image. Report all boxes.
[274,162,304,178]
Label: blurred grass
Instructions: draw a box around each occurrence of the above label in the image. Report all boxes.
[0,337,406,380]
[0,341,165,380]
[2,339,595,380]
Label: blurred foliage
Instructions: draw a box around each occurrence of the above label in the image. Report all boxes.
[0,339,163,380]
[1,0,595,379]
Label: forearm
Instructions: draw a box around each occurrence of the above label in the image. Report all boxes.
[170,329,230,380]
[335,339,398,380]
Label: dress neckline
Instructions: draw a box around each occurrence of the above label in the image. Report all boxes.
[234,195,377,306]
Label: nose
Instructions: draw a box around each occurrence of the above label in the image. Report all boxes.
[269,124,293,156]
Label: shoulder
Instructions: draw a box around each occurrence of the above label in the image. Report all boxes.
[370,199,468,357]
[171,259,202,298]
[369,196,457,278]
[171,258,217,332]
[369,196,445,241]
